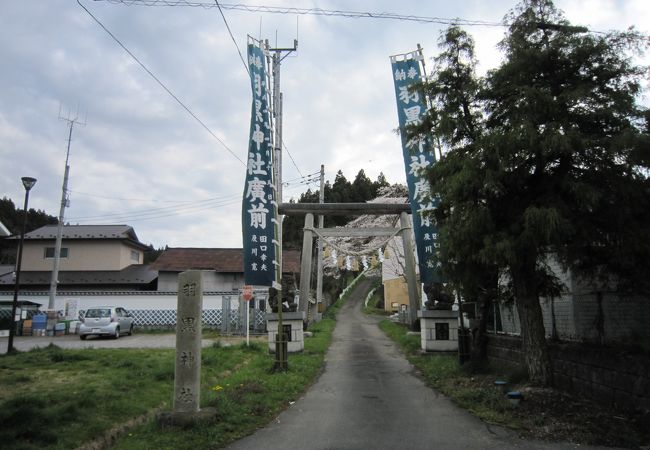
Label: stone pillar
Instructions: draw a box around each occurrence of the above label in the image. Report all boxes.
[400,212,421,328]
[158,270,216,426]
[221,295,231,334]
[299,213,314,316]
[173,270,203,413]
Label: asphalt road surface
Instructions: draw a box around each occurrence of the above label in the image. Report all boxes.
[227,278,613,450]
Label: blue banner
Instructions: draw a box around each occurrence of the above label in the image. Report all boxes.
[242,37,279,287]
[390,51,441,284]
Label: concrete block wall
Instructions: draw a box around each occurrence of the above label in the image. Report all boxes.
[487,334,650,412]
[573,293,650,343]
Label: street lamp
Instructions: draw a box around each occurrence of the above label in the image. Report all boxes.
[6,176,37,354]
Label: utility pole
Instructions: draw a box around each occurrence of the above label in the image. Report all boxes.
[268,38,297,370]
[315,164,325,321]
[269,39,297,284]
[48,108,84,331]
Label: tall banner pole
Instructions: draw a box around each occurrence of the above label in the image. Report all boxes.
[242,37,279,290]
[390,50,443,306]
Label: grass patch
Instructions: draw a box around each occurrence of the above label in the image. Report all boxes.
[0,345,174,449]
[0,282,353,450]
[112,297,347,450]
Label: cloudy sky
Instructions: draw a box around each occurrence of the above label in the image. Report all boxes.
[1,0,647,249]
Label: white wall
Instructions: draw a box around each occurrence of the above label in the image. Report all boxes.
[0,291,236,316]
[157,271,245,292]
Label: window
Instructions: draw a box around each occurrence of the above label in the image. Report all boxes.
[130,250,140,262]
[44,247,68,259]
[85,308,111,318]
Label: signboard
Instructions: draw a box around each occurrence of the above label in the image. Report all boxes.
[390,50,442,284]
[65,299,79,320]
[242,36,279,287]
[242,285,254,301]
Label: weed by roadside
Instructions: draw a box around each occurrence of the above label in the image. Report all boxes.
[378,319,650,449]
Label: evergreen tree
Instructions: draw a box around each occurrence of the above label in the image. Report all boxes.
[0,197,58,236]
[281,170,394,248]
[352,169,374,200]
[373,172,390,195]
[414,25,499,364]
[0,197,58,264]
[412,0,649,385]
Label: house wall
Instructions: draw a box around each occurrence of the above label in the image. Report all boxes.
[496,293,649,343]
[383,277,409,312]
[157,271,245,292]
[21,240,141,271]
[494,256,647,343]
[119,244,142,266]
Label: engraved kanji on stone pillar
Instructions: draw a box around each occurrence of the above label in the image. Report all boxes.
[173,270,203,413]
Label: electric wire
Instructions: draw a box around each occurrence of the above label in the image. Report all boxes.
[67,194,241,221]
[77,0,246,165]
[282,142,303,178]
[66,176,317,222]
[68,189,193,203]
[95,0,505,27]
[214,0,250,76]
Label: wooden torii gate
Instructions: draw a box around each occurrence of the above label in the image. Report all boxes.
[279,202,422,327]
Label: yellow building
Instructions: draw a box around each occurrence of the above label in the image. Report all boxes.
[382,276,409,313]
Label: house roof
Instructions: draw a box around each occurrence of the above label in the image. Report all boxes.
[150,248,301,273]
[0,264,158,287]
[9,224,148,249]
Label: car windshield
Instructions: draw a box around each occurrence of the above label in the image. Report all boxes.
[85,308,111,318]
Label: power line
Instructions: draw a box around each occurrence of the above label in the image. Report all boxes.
[68,189,193,203]
[77,0,246,165]
[214,0,250,77]
[68,194,241,222]
[66,177,315,222]
[95,1,505,27]
[282,142,303,178]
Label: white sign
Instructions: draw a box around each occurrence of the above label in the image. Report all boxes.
[65,299,79,319]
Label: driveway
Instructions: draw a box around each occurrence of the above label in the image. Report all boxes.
[226,278,614,450]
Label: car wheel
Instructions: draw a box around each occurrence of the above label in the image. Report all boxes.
[114,327,120,339]
[128,324,134,336]
[80,335,87,340]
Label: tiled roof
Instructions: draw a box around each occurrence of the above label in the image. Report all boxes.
[150,248,300,273]
[0,264,158,287]
[18,224,142,243]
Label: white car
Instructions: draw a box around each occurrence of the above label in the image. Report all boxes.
[79,306,135,340]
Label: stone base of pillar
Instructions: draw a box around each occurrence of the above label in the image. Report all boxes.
[266,312,305,353]
[156,407,218,428]
[418,310,459,352]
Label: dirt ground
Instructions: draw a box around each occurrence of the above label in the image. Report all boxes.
[498,384,649,448]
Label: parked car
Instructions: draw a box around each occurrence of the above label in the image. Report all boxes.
[79,306,134,340]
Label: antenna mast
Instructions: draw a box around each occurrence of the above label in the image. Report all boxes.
[48,106,85,317]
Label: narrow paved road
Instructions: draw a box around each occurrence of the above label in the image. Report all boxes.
[227,277,610,450]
